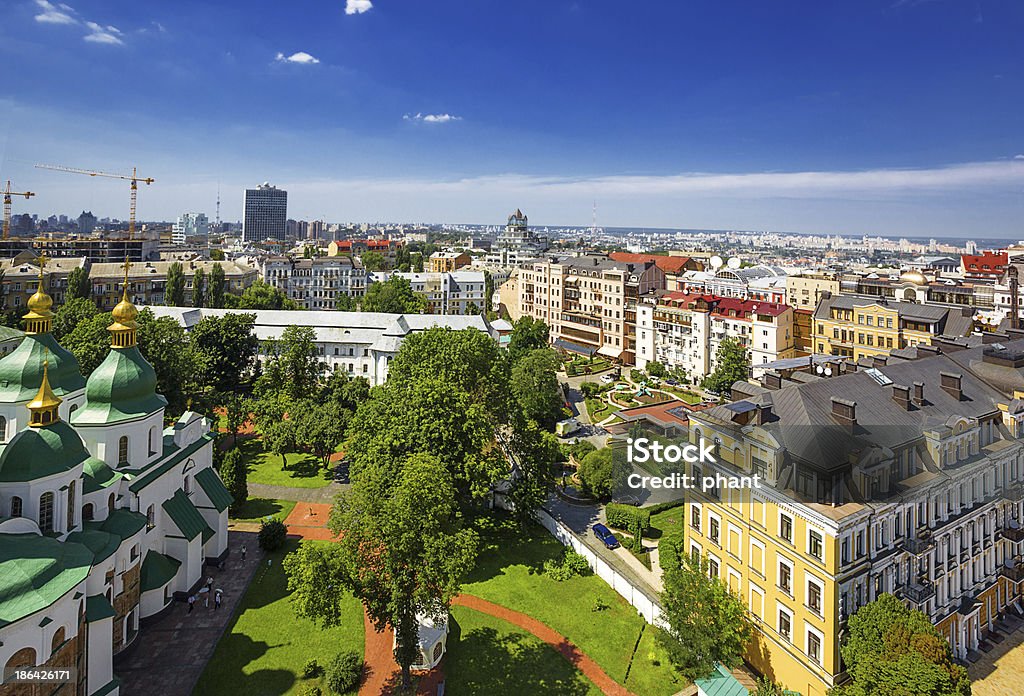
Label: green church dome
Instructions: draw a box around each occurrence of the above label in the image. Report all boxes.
[0,333,86,403]
[0,419,92,482]
[82,456,122,493]
[71,345,167,426]
[0,533,92,628]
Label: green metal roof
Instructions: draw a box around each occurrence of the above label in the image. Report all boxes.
[140,550,180,592]
[0,534,92,628]
[128,434,215,493]
[162,489,213,542]
[71,345,167,425]
[66,528,120,564]
[92,677,121,696]
[0,332,86,402]
[82,457,122,494]
[85,594,116,622]
[0,419,92,483]
[0,326,25,342]
[195,467,233,513]
[98,509,147,540]
[694,664,748,696]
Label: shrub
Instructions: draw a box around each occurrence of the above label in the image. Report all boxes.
[592,597,610,612]
[258,518,288,551]
[579,381,602,399]
[299,686,323,696]
[659,532,684,571]
[544,549,591,581]
[302,658,322,679]
[325,651,362,694]
[605,503,651,534]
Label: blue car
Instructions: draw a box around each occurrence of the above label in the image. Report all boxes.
[592,523,620,550]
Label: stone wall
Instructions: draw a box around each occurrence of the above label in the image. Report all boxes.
[112,563,141,653]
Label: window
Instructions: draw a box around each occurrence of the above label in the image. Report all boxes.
[83,503,94,521]
[809,530,824,560]
[708,556,719,578]
[779,559,793,594]
[780,513,793,543]
[50,627,66,655]
[10,496,22,518]
[108,492,116,512]
[39,492,54,534]
[0,415,6,442]
[149,426,158,456]
[146,505,155,530]
[691,505,701,532]
[184,475,191,495]
[66,481,75,531]
[709,517,720,545]
[118,436,129,465]
[778,608,792,641]
[807,630,822,665]
[808,579,822,614]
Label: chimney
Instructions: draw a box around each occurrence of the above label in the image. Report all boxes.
[872,355,887,368]
[913,381,926,406]
[892,384,912,410]
[831,397,857,427]
[940,372,963,400]
[761,371,782,390]
[754,404,773,425]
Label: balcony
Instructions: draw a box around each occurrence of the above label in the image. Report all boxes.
[1002,520,1024,543]
[1000,560,1024,583]
[1003,484,1024,503]
[903,580,935,604]
[901,533,934,555]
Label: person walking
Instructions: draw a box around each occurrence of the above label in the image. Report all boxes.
[206,576,214,591]
[241,544,247,561]
[187,595,196,614]
[214,590,222,610]
[203,591,209,608]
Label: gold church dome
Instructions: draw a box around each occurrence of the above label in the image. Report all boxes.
[111,295,138,326]
[26,286,53,315]
[900,269,927,286]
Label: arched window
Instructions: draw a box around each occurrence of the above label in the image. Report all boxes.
[0,415,6,443]
[184,475,191,495]
[69,404,78,416]
[10,496,22,518]
[149,426,158,456]
[118,436,129,465]
[50,627,66,656]
[108,492,116,513]
[38,492,54,534]
[83,503,94,521]
[146,505,155,530]
[66,480,75,531]
[4,648,36,680]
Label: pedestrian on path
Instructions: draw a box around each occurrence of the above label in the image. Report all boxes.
[206,576,214,591]
[203,591,209,608]
[241,544,246,561]
[214,590,222,610]
[187,595,195,614]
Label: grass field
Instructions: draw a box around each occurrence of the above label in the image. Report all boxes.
[463,516,681,695]
[194,538,364,696]
[445,605,602,695]
[228,498,297,523]
[585,397,617,422]
[649,505,686,540]
[623,624,683,696]
[238,438,333,489]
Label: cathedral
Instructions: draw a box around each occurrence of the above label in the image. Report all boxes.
[0,265,231,695]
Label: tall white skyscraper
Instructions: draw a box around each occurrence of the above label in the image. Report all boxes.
[243,183,287,243]
[172,212,210,245]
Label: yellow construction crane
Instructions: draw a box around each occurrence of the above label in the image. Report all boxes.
[35,164,154,240]
[3,181,36,241]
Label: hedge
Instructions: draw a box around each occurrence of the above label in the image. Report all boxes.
[644,500,685,516]
[659,532,684,571]
[606,503,651,534]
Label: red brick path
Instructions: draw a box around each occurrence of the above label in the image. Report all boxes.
[282,503,339,541]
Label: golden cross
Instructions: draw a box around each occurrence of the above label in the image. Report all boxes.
[37,252,47,280]
[120,255,132,297]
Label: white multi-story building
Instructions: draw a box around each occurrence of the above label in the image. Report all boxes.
[677,265,789,302]
[485,210,548,267]
[369,270,487,315]
[261,256,367,310]
[635,292,796,382]
[242,183,287,243]
[145,307,498,386]
[171,213,209,245]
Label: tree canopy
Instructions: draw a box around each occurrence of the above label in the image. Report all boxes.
[510,348,564,430]
[701,337,749,395]
[360,276,427,314]
[192,268,207,308]
[207,263,226,308]
[507,316,550,363]
[165,262,186,306]
[256,325,323,402]
[65,266,91,301]
[190,313,259,394]
[227,280,302,311]
[360,250,384,271]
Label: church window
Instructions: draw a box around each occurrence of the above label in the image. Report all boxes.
[149,427,158,456]
[50,628,65,656]
[66,481,75,531]
[83,503,94,521]
[4,648,36,680]
[10,496,22,517]
[0,415,6,442]
[118,436,129,465]
[146,505,155,530]
[39,492,54,534]
[108,492,116,512]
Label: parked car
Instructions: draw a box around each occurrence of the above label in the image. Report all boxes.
[592,523,621,550]
[664,378,679,386]
[600,374,615,384]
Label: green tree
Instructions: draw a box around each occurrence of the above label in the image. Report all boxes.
[210,249,225,261]
[286,452,478,690]
[465,301,480,316]
[334,293,357,311]
[577,447,614,499]
[320,370,370,412]
[412,252,424,273]
[192,268,207,308]
[507,316,549,363]
[220,447,248,510]
[361,276,427,314]
[483,270,494,314]
[293,400,350,467]
[236,280,301,310]
[510,348,564,430]
[207,263,226,308]
[136,308,195,414]
[165,262,186,306]
[62,311,113,375]
[190,313,259,394]
[258,325,323,401]
[657,554,752,681]
[53,297,99,341]
[830,593,970,696]
[361,250,384,271]
[263,418,297,470]
[701,337,749,396]
[646,360,666,378]
[224,392,249,446]
[65,266,91,301]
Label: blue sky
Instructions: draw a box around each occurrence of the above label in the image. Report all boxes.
[1,0,1022,237]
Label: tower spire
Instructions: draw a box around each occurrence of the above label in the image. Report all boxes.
[23,253,54,335]
[27,357,62,427]
[108,255,138,348]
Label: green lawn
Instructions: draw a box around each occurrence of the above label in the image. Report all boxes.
[195,538,364,696]
[585,397,617,423]
[229,498,297,522]
[649,504,685,540]
[239,438,333,489]
[658,386,702,404]
[463,516,679,694]
[446,605,602,695]
[624,624,685,696]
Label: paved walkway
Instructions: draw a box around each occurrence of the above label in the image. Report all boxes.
[282,502,339,541]
[969,620,1024,695]
[359,610,445,696]
[248,480,347,503]
[115,530,263,696]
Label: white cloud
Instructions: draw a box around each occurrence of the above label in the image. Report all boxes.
[84,21,123,45]
[34,0,76,25]
[345,0,373,15]
[275,51,321,65]
[403,112,462,124]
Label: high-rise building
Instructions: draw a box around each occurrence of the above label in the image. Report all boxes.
[242,183,287,243]
[485,209,548,267]
[171,212,210,245]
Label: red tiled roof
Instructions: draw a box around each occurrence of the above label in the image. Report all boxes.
[610,252,691,274]
[961,252,1007,274]
[656,292,790,318]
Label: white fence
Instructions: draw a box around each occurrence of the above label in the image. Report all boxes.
[535,508,665,626]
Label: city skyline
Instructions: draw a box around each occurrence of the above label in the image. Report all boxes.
[0,0,1022,236]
